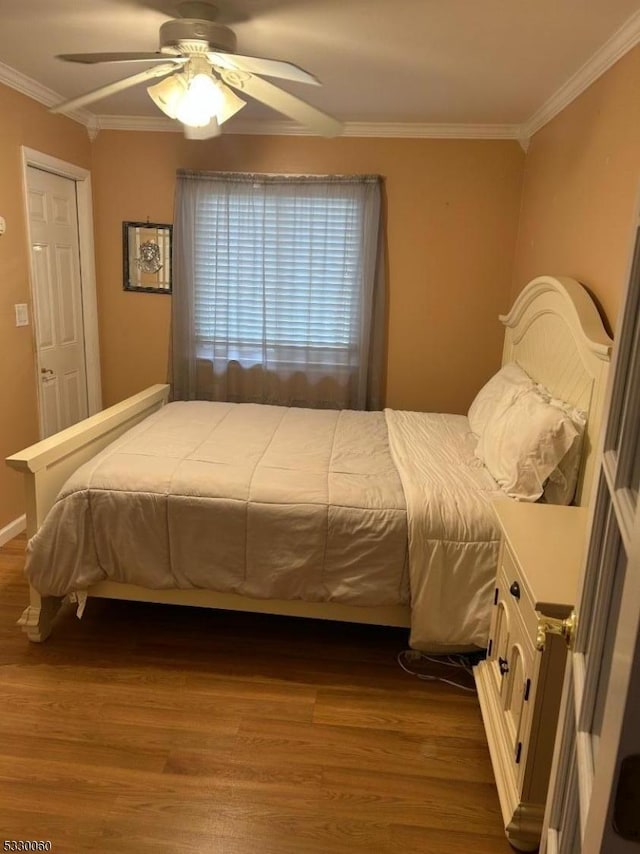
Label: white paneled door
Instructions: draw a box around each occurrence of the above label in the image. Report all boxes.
[542,221,640,853]
[26,166,89,437]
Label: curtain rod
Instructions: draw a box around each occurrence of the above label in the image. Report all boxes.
[176,170,382,184]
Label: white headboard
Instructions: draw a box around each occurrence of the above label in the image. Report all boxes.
[500,276,613,506]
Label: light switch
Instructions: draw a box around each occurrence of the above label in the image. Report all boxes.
[15,304,29,327]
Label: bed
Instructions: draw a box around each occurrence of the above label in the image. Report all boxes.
[6,275,612,648]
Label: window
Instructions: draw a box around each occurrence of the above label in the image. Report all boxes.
[194,187,363,371]
[172,172,385,410]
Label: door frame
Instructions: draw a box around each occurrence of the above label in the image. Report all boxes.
[541,197,640,853]
[579,209,640,853]
[21,146,102,435]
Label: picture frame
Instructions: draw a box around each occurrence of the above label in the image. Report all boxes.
[123,221,172,294]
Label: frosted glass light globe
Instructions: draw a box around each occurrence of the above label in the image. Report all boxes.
[175,74,224,128]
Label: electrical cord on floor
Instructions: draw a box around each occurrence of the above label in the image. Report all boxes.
[397,649,477,693]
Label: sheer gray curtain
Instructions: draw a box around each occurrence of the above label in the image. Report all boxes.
[171,170,386,409]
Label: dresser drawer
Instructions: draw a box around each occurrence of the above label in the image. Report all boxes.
[487,578,513,698]
[475,501,585,851]
[501,611,538,791]
[499,542,539,646]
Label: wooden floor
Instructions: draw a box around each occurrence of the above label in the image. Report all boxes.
[0,535,513,854]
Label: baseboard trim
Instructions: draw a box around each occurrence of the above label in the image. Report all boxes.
[0,515,26,547]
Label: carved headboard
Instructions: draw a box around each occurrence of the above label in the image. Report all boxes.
[500,276,613,506]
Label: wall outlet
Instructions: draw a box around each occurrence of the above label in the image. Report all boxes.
[15,304,29,327]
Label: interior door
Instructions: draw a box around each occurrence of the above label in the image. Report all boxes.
[542,221,640,853]
[26,166,89,437]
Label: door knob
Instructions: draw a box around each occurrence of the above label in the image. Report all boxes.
[536,611,578,652]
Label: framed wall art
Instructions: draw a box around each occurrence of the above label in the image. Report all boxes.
[123,221,172,294]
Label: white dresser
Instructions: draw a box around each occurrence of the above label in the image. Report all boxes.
[474,501,588,851]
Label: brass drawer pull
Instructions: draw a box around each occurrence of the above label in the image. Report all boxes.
[509,581,520,599]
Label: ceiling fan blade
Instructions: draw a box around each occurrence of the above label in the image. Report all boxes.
[57,52,182,64]
[208,52,320,86]
[221,72,342,137]
[50,63,179,114]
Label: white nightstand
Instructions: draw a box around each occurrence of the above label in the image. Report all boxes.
[474,501,588,851]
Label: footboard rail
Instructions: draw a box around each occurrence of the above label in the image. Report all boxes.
[7,384,170,536]
[6,383,170,641]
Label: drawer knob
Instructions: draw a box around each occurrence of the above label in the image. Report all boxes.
[509,581,521,600]
[498,656,509,676]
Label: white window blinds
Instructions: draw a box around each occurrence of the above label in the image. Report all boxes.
[194,181,364,368]
[172,172,385,409]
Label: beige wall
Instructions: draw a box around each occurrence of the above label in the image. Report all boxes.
[92,132,524,412]
[5,44,638,531]
[0,83,91,530]
[512,45,640,334]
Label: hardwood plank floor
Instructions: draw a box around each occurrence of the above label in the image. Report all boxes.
[0,535,513,853]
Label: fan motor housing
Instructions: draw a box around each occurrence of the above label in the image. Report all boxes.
[160,19,237,53]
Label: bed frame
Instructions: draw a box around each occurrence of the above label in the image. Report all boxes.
[6,275,612,641]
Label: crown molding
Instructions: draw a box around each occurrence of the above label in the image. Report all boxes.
[231,119,522,139]
[95,114,180,133]
[0,60,94,128]
[522,8,640,139]
[94,114,523,140]
[349,122,521,139]
[0,66,521,140]
[2,8,639,146]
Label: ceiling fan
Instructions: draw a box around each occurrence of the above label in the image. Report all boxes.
[50,1,342,139]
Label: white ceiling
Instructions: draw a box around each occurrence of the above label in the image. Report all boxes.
[0,0,638,130]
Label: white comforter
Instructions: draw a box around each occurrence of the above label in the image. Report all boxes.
[25,402,504,650]
[26,402,409,606]
[385,410,505,649]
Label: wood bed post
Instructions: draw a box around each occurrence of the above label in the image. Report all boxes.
[17,587,64,643]
[14,455,66,642]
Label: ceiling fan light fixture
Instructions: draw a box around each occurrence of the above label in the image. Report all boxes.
[217,83,247,125]
[147,67,245,130]
[175,71,224,127]
[147,73,187,120]
[183,117,221,140]
[53,8,342,137]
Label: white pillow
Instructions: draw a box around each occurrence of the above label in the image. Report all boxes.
[539,396,586,505]
[476,388,580,501]
[467,363,534,438]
